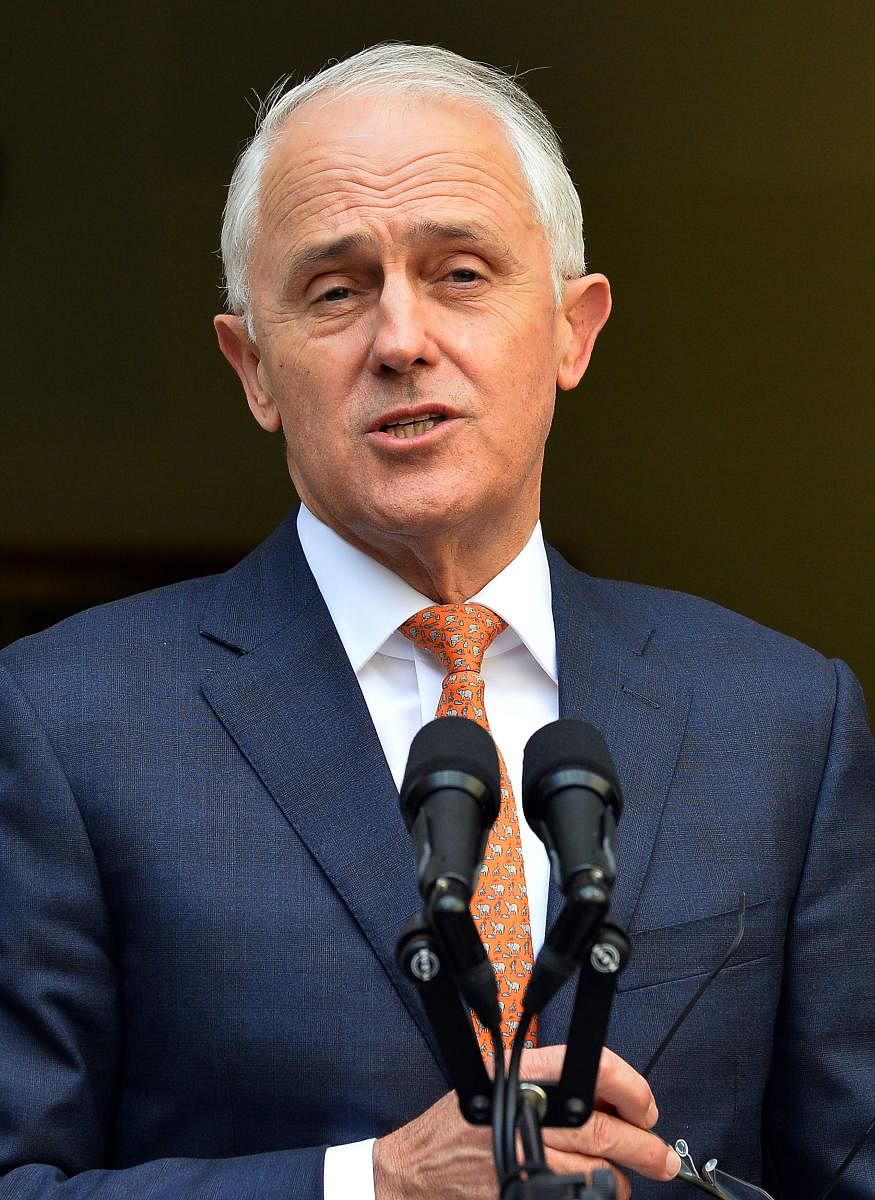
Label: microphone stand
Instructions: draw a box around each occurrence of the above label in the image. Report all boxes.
[396,876,630,1200]
[396,912,495,1126]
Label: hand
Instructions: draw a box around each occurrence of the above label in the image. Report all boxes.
[373,1044,681,1200]
[525,1045,681,1199]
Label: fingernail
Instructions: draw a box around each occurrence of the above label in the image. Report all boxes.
[646,1099,659,1126]
[665,1147,682,1177]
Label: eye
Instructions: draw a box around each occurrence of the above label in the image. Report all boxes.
[447,267,482,284]
[317,285,352,303]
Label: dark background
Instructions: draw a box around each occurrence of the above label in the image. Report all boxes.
[2,3,873,700]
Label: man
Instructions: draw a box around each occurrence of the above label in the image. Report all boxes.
[1,43,872,1200]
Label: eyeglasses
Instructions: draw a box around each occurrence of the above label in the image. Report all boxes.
[642,893,873,1200]
[671,1137,775,1199]
[639,893,776,1198]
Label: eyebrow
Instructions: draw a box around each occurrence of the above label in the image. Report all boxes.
[409,219,487,244]
[284,232,374,279]
[405,219,516,263]
[283,219,517,283]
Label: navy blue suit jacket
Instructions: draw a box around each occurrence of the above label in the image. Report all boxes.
[1,512,873,1199]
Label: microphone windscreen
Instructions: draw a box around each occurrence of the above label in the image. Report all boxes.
[401,716,500,828]
[522,719,622,820]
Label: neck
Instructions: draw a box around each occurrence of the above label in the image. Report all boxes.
[317,512,538,603]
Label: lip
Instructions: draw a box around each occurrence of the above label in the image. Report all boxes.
[366,403,462,447]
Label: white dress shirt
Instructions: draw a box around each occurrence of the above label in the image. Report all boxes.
[296,505,559,1200]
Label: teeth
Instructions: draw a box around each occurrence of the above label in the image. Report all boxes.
[382,414,442,438]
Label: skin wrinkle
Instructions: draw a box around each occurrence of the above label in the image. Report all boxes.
[215,91,611,602]
[262,202,528,307]
[264,90,540,213]
[281,222,520,303]
[256,114,538,285]
[265,169,536,232]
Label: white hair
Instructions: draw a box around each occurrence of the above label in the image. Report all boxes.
[220,42,587,335]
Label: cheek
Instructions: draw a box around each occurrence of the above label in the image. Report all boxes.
[505,335,560,414]
[289,329,371,411]
[509,360,558,454]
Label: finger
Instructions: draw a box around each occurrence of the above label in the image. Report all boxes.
[518,1043,566,1081]
[520,1044,658,1129]
[542,1107,680,1181]
[593,1047,658,1128]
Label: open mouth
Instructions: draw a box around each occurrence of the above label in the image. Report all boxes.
[380,413,446,438]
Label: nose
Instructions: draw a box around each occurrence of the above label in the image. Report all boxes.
[367,276,438,375]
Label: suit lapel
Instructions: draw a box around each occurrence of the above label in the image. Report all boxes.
[195,519,691,1066]
[540,549,692,1044]
[198,515,447,1076]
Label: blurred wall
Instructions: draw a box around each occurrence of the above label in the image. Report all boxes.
[2,3,873,698]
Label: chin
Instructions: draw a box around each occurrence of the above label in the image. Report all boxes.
[348,493,481,544]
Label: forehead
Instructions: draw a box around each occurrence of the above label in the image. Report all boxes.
[253,90,545,266]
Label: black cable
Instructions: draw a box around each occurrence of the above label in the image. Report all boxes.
[502,1011,535,1183]
[500,1095,553,1200]
[643,892,746,1080]
[499,1161,554,1199]
[814,1112,875,1200]
[490,1024,508,1182]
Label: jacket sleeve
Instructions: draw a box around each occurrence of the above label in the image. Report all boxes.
[0,663,326,1200]
[762,659,875,1198]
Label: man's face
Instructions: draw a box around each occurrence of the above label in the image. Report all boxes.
[216,91,609,571]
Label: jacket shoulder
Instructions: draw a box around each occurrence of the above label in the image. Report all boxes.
[549,548,840,692]
[1,574,220,675]
[1,512,309,680]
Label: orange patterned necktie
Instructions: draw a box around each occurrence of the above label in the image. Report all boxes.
[400,603,537,1054]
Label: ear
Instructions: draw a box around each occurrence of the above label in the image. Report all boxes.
[555,273,612,392]
[213,313,282,433]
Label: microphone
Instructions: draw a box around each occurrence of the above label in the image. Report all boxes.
[400,715,500,902]
[522,719,622,896]
[400,716,502,1028]
[521,720,623,1013]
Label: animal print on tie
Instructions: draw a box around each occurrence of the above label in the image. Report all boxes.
[400,603,537,1054]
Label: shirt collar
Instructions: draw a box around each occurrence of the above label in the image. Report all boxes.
[297,504,557,683]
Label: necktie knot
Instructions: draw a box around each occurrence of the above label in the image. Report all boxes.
[399,603,507,676]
